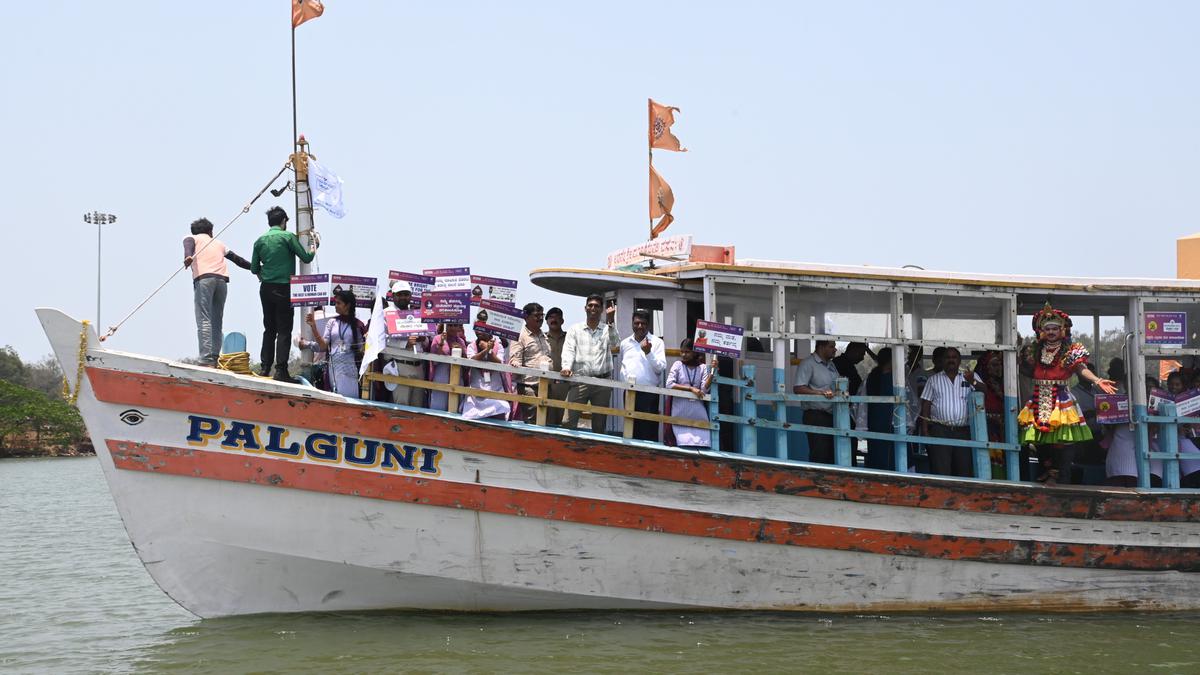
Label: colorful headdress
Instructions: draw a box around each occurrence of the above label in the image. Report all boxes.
[1032,302,1071,331]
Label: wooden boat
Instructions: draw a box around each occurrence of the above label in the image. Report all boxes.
[38,235,1200,617]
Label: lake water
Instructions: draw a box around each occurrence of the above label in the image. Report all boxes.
[2,456,1199,674]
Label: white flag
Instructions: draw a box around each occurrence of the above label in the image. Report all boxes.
[310,159,346,219]
[359,293,387,376]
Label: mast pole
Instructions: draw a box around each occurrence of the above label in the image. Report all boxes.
[648,98,654,239]
[291,21,315,370]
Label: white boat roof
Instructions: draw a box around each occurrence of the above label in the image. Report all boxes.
[532,259,1200,296]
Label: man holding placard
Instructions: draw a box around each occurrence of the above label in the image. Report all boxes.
[385,280,429,407]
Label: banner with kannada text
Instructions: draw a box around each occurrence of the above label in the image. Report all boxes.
[330,274,377,308]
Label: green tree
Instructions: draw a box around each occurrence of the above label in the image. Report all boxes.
[0,345,29,386]
[0,379,86,454]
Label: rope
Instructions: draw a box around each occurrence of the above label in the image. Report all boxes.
[98,162,293,342]
[216,351,259,376]
[62,320,90,405]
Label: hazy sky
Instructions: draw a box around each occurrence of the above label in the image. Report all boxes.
[4,1,1199,362]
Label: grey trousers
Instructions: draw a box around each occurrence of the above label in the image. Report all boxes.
[565,382,612,433]
[193,277,228,364]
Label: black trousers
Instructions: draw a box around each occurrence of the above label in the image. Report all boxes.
[633,391,660,442]
[259,283,294,373]
[804,409,835,464]
[928,423,974,478]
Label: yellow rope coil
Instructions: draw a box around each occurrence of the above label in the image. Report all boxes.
[217,351,257,376]
[62,320,90,405]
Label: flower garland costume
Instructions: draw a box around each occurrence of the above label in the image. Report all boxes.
[1017,303,1093,444]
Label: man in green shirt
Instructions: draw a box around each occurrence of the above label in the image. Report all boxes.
[250,206,317,381]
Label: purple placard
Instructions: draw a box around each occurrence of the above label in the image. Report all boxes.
[423,267,472,291]
[1148,387,1173,414]
[384,309,433,336]
[1176,389,1200,417]
[693,320,744,357]
[387,270,435,299]
[330,274,377,308]
[1095,394,1130,424]
[470,275,518,307]
[472,299,525,341]
[289,273,329,308]
[421,290,471,324]
[1145,311,1187,345]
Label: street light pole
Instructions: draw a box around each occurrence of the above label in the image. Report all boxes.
[83,211,117,331]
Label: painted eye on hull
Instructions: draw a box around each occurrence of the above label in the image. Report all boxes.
[119,409,146,426]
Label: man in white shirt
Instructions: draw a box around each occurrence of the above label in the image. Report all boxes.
[793,340,839,464]
[561,293,619,433]
[619,309,667,441]
[919,347,984,477]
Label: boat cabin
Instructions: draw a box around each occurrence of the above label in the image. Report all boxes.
[372,252,1200,491]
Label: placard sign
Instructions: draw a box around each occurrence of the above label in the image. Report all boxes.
[692,320,744,358]
[387,270,435,299]
[424,267,472,291]
[290,273,330,307]
[1095,394,1130,424]
[1145,311,1187,345]
[330,274,377,308]
[470,275,518,306]
[1176,389,1200,417]
[383,309,433,336]
[1148,388,1173,414]
[472,300,525,340]
[421,290,471,324]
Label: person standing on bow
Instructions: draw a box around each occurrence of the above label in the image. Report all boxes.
[560,294,619,433]
[250,206,316,382]
[1018,303,1117,485]
[618,309,667,442]
[182,218,251,367]
[306,289,365,397]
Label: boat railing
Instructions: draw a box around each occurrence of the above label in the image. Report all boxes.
[363,346,713,437]
[714,364,1021,480]
[1142,400,1200,489]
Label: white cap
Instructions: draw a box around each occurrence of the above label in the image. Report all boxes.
[390,280,412,294]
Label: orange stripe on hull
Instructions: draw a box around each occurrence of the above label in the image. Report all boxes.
[87,368,1200,523]
[107,440,1200,573]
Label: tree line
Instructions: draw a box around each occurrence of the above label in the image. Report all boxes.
[0,347,88,457]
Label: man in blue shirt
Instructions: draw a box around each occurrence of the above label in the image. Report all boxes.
[793,340,839,464]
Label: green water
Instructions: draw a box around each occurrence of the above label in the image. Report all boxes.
[2,457,1198,674]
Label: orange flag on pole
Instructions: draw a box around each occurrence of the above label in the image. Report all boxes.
[293,0,324,28]
[649,99,687,152]
[650,163,675,238]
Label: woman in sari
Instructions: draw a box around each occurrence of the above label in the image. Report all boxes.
[666,339,714,448]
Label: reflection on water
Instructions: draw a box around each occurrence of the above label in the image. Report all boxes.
[3,457,1199,674]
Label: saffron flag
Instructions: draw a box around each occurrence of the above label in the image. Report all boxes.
[293,0,324,28]
[649,99,687,152]
[649,163,675,238]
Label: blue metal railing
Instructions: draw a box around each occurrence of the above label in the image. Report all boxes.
[712,364,1019,481]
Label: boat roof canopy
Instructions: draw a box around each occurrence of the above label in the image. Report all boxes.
[532,259,1200,309]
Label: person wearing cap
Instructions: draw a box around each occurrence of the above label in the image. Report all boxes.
[182,217,251,367]
[384,280,428,407]
[250,206,316,382]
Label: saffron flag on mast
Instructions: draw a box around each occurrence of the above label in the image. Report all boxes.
[649,164,675,238]
[649,99,687,152]
[293,0,324,28]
